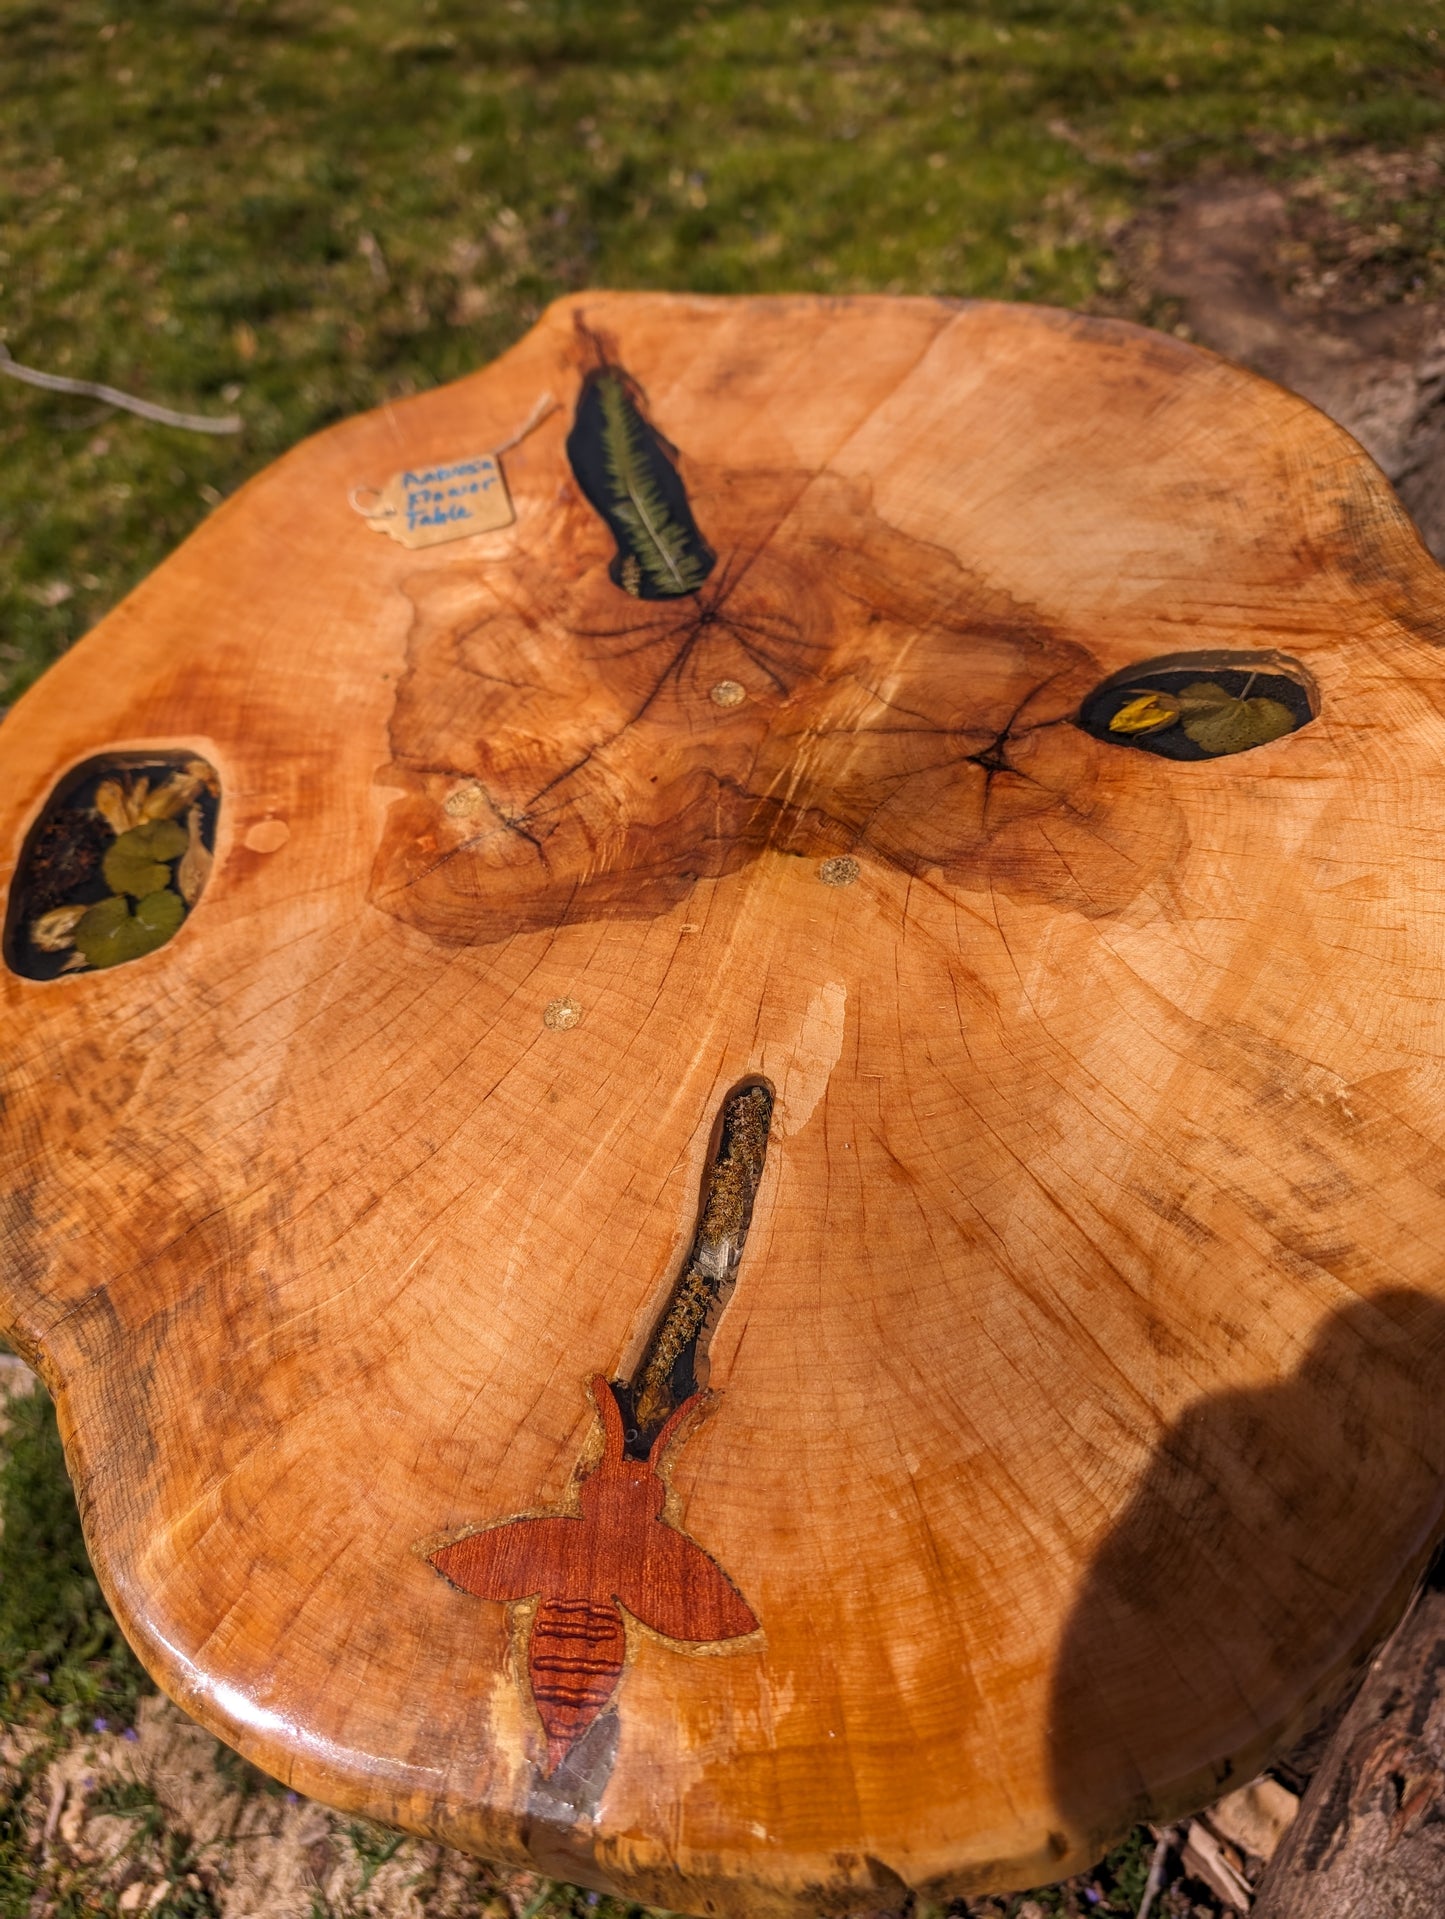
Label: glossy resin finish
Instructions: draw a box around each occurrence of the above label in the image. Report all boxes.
[3,295,1445,1914]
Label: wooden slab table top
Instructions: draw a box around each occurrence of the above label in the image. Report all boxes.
[4,292,1445,1915]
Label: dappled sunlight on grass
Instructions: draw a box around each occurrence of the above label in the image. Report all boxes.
[1,0,1442,700]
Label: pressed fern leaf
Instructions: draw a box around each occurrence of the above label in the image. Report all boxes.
[567,368,715,600]
[595,374,708,595]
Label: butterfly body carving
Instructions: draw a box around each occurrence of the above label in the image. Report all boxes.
[429,1378,758,1772]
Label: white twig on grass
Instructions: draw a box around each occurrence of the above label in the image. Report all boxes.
[1137,1824,1179,1919]
[41,1774,66,1852]
[0,343,241,434]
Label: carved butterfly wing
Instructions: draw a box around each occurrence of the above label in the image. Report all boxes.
[430,1514,581,1603]
[614,1520,759,1644]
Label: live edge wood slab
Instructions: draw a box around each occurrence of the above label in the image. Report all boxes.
[3,292,1445,1916]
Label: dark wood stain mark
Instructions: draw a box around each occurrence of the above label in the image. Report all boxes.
[372,466,1187,945]
[429,1376,757,1774]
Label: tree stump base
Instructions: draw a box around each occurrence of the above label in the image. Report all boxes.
[1253,1570,1445,1919]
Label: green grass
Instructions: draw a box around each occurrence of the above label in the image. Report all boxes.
[0,1387,155,1919]
[0,1385,150,1733]
[344,1821,407,1894]
[93,1784,223,1919]
[2,0,1443,702]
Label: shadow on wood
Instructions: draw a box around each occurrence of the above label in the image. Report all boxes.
[1049,1290,1445,1859]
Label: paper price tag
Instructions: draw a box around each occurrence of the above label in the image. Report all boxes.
[356,453,515,549]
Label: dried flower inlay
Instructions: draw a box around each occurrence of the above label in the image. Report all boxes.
[5,752,220,979]
[1079,652,1316,760]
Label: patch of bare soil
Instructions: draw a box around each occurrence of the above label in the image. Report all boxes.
[1113,141,1445,561]
[1,1696,541,1919]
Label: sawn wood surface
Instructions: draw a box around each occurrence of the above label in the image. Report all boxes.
[3,293,1445,1914]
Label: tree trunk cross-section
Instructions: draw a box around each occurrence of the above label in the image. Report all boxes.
[2,294,1445,1915]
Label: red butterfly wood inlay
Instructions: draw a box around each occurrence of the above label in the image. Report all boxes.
[429,1377,758,1772]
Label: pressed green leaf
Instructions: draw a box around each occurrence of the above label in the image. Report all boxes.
[101,819,188,899]
[73,890,184,969]
[101,853,170,898]
[1176,682,1296,754]
[73,895,130,952]
[135,890,185,939]
[1176,680,1236,711]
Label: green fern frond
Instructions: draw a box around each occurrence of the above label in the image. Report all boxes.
[595,373,710,596]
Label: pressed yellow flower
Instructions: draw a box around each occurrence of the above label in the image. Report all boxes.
[1109,688,1181,735]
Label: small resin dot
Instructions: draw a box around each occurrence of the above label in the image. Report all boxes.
[709,680,746,708]
[244,818,289,854]
[544,996,582,1031]
[819,856,860,888]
